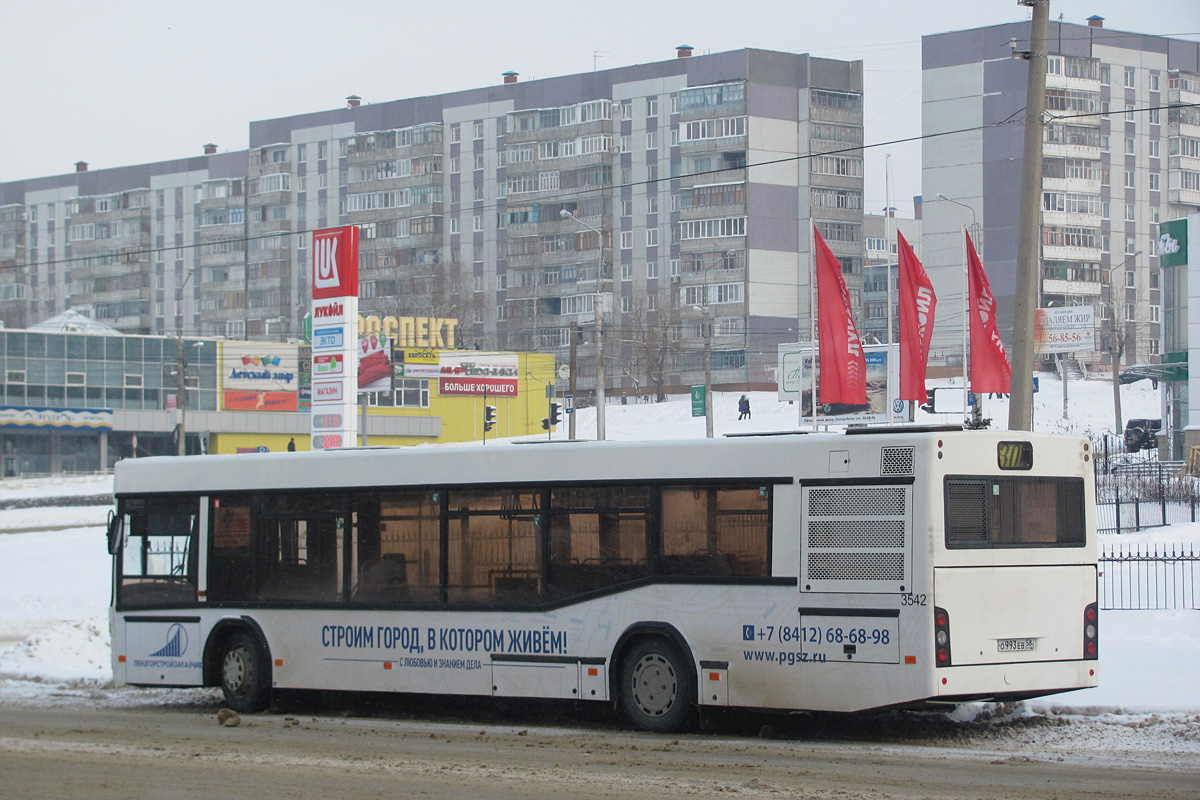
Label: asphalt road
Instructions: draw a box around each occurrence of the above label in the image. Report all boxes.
[0,699,1196,799]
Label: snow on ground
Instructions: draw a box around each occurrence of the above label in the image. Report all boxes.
[2,375,1197,753]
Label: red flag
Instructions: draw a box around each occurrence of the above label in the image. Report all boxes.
[813,227,867,405]
[965,231,1011,393]
[897,231,936,404]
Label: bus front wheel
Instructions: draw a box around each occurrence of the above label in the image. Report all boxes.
[619,637,692,733]
[219,629,271,713]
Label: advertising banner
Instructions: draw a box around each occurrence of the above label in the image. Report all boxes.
[0,406,113,430]
[1034,305,1095,354]
[438,352,520,397]
[221,342,301,392]
[394,348,442,379]
[222,391,299,412]
[777,343,904,424]
[358,334,393,393]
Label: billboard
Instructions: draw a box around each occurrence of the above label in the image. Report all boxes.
[777,343,904,424]
[221,342,301,392]
[438,352,520,397]
[358,335,393,393]
[1034,306,1095,354]
[222,391,299,412]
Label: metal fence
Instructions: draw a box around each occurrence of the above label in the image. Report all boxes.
[1099,541,1199,611]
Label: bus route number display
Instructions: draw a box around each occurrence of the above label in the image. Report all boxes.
[997,441,1033,470]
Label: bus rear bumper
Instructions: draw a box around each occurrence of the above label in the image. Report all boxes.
[934,659,1098,703]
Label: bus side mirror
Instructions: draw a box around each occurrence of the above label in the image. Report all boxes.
[106,509,124,555]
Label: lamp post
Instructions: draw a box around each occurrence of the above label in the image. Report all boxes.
[696,250,736,438]
[1107,249,1143,435]
[937,193,981,424]
[559,209,609,440]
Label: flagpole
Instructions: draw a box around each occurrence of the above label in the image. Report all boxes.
[961,224,969,420]
[884,154,895,425]
[809,224,818,431]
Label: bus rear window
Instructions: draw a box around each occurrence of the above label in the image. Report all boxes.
[945,477,1085,548]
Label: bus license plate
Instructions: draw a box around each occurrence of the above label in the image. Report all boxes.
[997,637,1036,652]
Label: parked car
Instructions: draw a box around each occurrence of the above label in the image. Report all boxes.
[1124,418,1162,452]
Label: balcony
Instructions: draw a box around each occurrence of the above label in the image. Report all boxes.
[1042,278,1101,297]
[1168,186,1200,207]
[1042,244,1102,263]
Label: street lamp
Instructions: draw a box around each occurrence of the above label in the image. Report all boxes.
[174,269,195,456]
[559,209,610,440]
[1107,249,1143,435]
[937,193,981,421]
[696,249,737,438]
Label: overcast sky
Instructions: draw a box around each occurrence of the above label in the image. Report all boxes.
[1,0,1196,216]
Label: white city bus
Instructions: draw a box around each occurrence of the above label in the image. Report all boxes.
[107,427,1098,732]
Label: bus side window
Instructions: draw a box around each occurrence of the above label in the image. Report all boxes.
[351,492,441,604]
[256,494,344,603]
[118,496,199,608]
[547,486,650,598]
[660,486,769,577]
[209,497,253,602]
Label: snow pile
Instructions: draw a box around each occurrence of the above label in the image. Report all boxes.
[0,617,110,681]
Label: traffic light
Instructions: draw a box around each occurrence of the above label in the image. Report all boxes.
[484,405,497,432]
[919,388,936,415]
[549,401,561,427]
[541,417,551,430]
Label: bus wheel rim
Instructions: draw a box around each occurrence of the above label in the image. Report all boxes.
[223,646,253,696]
[631,653,677,717]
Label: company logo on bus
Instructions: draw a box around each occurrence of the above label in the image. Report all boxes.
[148,623,189,658]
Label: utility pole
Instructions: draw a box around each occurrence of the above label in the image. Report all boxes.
[568,321,578,440]
[1009,0,1050,431]
[704,304,714,438]
[174,269,194,456]
[559,209,608,440]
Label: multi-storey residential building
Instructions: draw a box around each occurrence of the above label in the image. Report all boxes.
[922,16,1200,373]
[0,46,864,398]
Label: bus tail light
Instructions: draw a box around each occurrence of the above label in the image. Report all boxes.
[934,607,951,667]
[1083,602,1098,659]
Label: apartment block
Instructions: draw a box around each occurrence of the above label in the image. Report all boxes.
[922,17,1200,370]
[0,46,864,397]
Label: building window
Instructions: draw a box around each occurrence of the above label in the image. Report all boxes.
[646,132,657,150]
[1149,140,1160,158]
[1124,67,1136,88]
[646,228,659,247]
[1124,171,1135,189]
[450,125,461,143]
[1149,173,1160,191]
[647,261,659,279]
[670,259,680,278]
[1125,137,1135,155]
[473,122,484,140]
[620,231,633,249]
[622,263,633,281]
[473,214,483,232]
[474,154,484,171]
[647,98,658,117]
[1125,203,1135,222]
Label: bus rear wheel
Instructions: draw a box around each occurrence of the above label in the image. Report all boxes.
[220,630,271,713]
[619,637,692,733]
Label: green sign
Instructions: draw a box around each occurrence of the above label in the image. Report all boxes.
[690,385,706,417]
[1158,218,1188,268]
